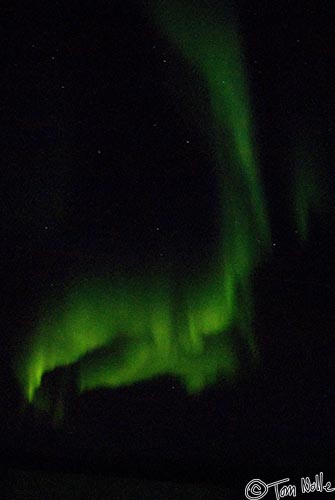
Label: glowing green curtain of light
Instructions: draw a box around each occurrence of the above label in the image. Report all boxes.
[15,0,271,405]
[292,133,326,241]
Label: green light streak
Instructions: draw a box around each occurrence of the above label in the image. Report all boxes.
[293,139,325,241]
[15,0,271,408]
[294,164,321,240]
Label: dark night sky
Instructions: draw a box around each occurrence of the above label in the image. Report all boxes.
[1,0,335,489]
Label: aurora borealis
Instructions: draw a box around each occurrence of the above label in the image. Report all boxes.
[3,0,334,484]
[14,0,323,415]
[292,134,327,241]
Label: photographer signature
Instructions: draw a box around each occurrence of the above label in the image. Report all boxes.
[245,473,335,499]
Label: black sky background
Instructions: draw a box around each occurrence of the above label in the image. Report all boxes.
[1,0,335,486]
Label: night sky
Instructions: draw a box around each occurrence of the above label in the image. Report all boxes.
[2,0,335,490]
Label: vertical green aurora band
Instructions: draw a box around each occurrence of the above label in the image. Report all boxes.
[16,0,272,406]
[292,131,327,241]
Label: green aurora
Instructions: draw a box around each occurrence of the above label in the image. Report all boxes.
[16,0,314,411]
[292,133,327,241]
